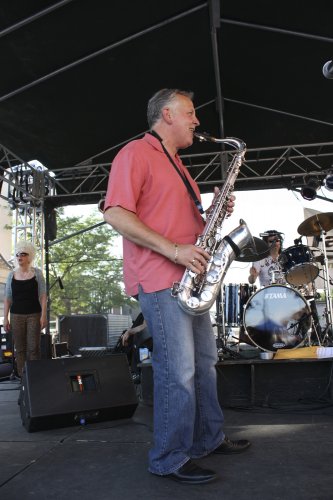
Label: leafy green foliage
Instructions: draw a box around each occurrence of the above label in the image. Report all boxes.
[48,208,134,319]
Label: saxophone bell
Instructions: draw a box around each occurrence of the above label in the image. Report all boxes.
[175,219,255,315]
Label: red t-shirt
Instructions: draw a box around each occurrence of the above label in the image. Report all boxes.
[104,133,204,296]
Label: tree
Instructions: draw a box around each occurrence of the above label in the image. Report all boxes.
[48,209,135,319]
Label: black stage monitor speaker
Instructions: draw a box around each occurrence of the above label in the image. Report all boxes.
[19,354,138,432]
[58,314,108,355]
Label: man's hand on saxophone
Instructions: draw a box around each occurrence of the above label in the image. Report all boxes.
[225,193,236,217]
[206,188,236,219]
[173,193,236,274]
[173,244,210,274]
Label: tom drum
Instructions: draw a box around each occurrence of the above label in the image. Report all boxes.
[223,283,256,326]
[279,245,319,286]
[243,285,312,352]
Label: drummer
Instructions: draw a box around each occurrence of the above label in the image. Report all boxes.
[248,230,286,287]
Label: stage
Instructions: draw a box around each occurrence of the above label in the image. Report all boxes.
[1,355,333,500]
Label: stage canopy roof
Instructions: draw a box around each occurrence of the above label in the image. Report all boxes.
[0,0,333,208]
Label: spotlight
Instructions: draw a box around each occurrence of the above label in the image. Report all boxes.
[98,198,105,213]
[325,171,333,191]
[323,60,333,79]
[300,177,322,201]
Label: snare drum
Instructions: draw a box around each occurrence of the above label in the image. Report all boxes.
[243,285,311,352]
[278,245,319,286]
[223,283,256,326]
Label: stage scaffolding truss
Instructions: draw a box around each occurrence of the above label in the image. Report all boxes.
[1,140,333,211]
[0,143,56,268]
[40,140,333,205]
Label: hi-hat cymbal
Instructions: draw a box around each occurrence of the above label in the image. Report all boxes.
[297,212,333,236]
[236,237,270,263]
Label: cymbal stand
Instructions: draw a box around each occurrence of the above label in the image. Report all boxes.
[304,293,323,346]
[319,228,333,344]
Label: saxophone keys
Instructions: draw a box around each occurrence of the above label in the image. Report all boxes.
[206,269,221,284]
[186,296,200,309]
[207,236,216,247]
[171,282,180,297]
[213,253,225,266]
[201,290,214,302]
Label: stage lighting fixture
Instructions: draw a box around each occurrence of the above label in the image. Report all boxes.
[98,198,105,213]
[300,177,322,201]
[323,60,333,79]
[324,171,333,191]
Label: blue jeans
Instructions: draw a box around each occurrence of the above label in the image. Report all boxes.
[138,286,225,475]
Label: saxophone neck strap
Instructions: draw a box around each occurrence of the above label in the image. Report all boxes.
[224,235,241,257]
[149,130,205,215]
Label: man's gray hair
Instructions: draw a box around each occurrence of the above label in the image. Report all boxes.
[147,88,194,129]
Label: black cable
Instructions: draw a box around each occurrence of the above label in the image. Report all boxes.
[225,401,333,415]
[78,420,152,432]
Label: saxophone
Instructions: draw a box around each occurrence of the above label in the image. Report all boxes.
[171,132,255,315]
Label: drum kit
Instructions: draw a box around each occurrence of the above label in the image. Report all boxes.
[217,212,333,356]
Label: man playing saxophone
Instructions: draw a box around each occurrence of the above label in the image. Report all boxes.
[103,89,251,485]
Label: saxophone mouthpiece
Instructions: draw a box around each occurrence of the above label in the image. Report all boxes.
[194,132,246,151]
[194,131,214,142]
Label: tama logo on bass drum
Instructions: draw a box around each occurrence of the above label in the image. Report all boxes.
[264,292,288,299]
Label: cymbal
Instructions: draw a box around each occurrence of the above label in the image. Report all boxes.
[297,212,333,236]
[235,237,270,263]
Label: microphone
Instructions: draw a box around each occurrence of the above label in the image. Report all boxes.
[323,60,333,79]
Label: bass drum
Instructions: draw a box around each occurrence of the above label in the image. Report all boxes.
[243,285,312,352]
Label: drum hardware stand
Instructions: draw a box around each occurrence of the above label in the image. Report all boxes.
[297,213,333,345]
[286,310,321,347]
[306,295,323,346]
[318,229,333,345]
[215,289,241,359]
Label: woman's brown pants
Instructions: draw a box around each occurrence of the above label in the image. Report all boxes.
[10,313,41,377]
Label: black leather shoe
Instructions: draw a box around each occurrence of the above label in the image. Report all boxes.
[166,460,217,484]
[213,437,251,454]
